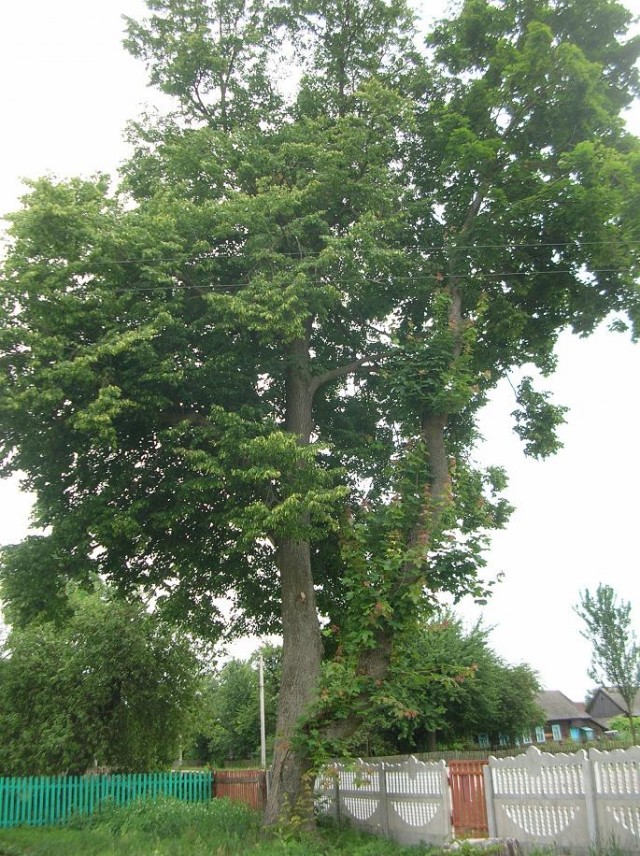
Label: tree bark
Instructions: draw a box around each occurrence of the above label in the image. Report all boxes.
[264,537,322,825]
[263,333,323,826]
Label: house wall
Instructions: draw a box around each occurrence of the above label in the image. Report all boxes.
[542,721,599,743]
[588,690,624,720]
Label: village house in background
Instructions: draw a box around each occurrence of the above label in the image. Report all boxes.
[535,690,606,742]
[586,687,640,730]
[476,690,607,748]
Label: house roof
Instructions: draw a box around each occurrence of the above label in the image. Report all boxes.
[593,687,640,717]
[537,690,596,722]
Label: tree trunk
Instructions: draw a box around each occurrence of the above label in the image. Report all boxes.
[264,537,322,825]
[309,287,463,748]
[263,334,323,826]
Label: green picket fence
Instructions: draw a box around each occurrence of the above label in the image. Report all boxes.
[0,770,213,829]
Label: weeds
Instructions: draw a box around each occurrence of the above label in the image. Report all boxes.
[0,797,440,855]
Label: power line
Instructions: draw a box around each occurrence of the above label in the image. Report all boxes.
[21,266,636,296]
[5,238,640,269]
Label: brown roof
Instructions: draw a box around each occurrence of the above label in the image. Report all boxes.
[597,687,640,716]
[537,690,596,722]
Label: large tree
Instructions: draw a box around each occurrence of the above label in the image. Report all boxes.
[1,0,639,823]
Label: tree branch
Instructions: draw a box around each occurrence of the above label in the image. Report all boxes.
[308,355,378,395]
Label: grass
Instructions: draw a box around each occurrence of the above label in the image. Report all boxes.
[0,797,440,856]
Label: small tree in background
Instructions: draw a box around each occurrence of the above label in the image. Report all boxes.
[185,645,281,767]
[575,584,640,744]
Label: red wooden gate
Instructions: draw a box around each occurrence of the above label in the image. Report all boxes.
[213,769,267,811]
[449,760,488,837]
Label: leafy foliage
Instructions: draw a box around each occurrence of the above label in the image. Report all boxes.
[188,645,281,765]
[0,587,200,774]
[511,377,569,459]
[607,714,640,742]
[318,611,543,756]
[575,584,640,743]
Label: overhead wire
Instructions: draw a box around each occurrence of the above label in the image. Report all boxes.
[4,238,637,297]
[21,267,637,296]
[10,236,640,267]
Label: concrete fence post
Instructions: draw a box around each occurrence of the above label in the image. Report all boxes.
[379,762,390,837]
[583,749,599,848]
[483,761,497,838]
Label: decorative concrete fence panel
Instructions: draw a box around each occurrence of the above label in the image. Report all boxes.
[316,756,452,846]
[590,746,640,852]
[485,746,595,854]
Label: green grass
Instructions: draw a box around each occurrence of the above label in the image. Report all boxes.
[0,797,439,856]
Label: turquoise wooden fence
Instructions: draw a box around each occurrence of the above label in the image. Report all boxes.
[0,771,213,829]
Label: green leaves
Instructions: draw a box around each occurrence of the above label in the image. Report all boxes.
[319,609,543,756]
[0,587,200,774]
[511,376,569,458]
[124,0,283,130]
[192,647,281,764]
[575,584,640,744]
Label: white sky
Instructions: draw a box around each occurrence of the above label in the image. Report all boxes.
[0,0,639,703]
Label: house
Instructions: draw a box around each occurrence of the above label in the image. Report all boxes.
[586,687,640,729]
[533,690,606,743]
[475,690,605,748]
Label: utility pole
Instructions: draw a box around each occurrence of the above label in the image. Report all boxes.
[259,652,267,770]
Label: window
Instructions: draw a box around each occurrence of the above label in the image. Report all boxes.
[522,731,532,744]
[498,733,509,746]
[535,726,546,742]
[552,723,562,741]
[477,733,490,748]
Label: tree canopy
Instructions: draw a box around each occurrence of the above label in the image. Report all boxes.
[1,0,639,822]
[0,586,200,774]
[356,611,543,756]
[187,622,540,763]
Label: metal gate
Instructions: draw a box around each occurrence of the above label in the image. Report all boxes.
[448,760,488,837]
[213,769,267,811]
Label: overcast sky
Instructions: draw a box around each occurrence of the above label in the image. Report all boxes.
[1,0,639,702]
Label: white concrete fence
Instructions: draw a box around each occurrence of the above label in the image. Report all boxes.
[315,745,640,854]
[316,754,452,847]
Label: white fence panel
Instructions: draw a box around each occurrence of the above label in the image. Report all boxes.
[590,746,640,853]
[487,746,595,854]
[315,756,452,846]
[317,745,640,854]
